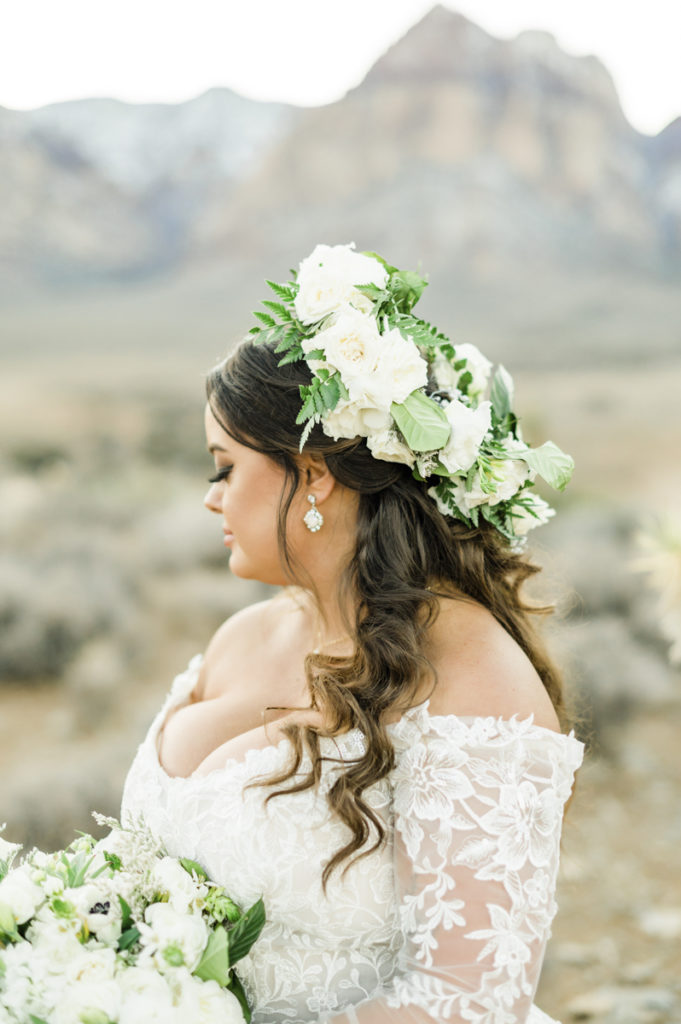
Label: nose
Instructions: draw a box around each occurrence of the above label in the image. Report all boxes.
[204,482,222,514]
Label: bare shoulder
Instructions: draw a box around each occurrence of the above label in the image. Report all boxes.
[425,594,560,732]
[197,588,308,698]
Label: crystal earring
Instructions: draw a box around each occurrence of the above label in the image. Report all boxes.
[303,494,324,533]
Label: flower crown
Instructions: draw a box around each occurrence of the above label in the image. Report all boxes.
[248,243,573,546]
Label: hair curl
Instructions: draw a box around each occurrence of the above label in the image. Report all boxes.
[206,338,567,887]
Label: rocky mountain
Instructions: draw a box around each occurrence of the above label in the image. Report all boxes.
[0,5,679,364]
[0,89,299,283]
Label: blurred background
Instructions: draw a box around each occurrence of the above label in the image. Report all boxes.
[1,2,680,1019]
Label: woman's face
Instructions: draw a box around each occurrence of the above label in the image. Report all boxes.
[203,402,297,585]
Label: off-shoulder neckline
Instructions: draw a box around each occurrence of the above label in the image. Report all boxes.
[151,654,584,785]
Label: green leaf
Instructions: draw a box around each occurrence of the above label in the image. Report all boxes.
[261,300,291,320]
[390,392,450,453]
[295,395,315,425]
[253,311,276,328]
[227,897,266,966]
[118,894,133,932]
[360,250,398,275]
[266,279,296,301]
[354,283,386,302]
[179,857,208,882]
[117,925,141,952]
[388,269,429,312]
[304,348,325,360]
[490,365,514,424]
[514,442,574,491]
[194,924,231,984]
[277,347,304,366]
[321,377,340,410]
[29,1016,50,1024]
[228,972,252,1023]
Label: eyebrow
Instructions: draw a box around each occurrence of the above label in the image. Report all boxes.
[207,443,229,453]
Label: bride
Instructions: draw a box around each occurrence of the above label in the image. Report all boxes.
[121,243,583,1023]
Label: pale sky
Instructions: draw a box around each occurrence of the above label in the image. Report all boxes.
[2,0,680,135]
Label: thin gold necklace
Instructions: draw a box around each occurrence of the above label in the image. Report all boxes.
[312,622,352,655]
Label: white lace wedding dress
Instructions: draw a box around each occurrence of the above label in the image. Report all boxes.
[121,655,583,1024]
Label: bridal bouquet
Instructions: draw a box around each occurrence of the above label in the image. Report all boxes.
[0,816,264,1024]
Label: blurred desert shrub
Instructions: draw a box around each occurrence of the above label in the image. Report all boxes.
[538,505,678,752]
[0,387,264,687]
[0,544,138,680]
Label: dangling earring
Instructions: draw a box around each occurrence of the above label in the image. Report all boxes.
[303,494,324,533]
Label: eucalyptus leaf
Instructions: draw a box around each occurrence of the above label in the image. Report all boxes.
[390,392,450,453]
[194,925,231,984]
[490,365,514,423]
[515,442,574,491]
[226,897,266,966]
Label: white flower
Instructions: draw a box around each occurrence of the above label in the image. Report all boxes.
[138,902,209,973]
[366,428,415,467]
[453,343,493,397]
[119,967,179,1024]
[511,494,555,537]
[53,978,121,1024]
[432,343,492,398]
[375,326,428,405]
[306,306,385,398]
[439,399,492,474]
[294,242,388,324]
[152,857,206,916]
[0,866,44,924]
[321,397,391,441]
[174,968,244,1024]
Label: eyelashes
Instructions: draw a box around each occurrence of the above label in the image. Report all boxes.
[207,466,233,483]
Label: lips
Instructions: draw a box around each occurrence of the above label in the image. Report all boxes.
[222,527,234,546]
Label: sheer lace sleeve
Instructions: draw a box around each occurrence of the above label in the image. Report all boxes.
[321,708,583,1024]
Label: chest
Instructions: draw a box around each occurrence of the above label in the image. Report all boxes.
[158,665,310,778]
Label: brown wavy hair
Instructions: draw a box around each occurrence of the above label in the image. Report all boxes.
[206,337,567,886]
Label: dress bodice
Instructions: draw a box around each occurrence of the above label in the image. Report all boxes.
[121,655,583,1024]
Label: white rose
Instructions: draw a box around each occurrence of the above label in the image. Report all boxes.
[139,902,209,973]
[453,343,493,397]
[511,494,555,536]
[174,968,244,1024]
[451,475,493,515]
[0,867,43,924]
[152,857,206,916]
[63,946,116,986]
[119,968,179,1024]
[53,978,121,1024]
[294,243,388,324]
[375,326,428,405]
[487,438,535,504]
[307,306,385,397]
[321,398,391,441]
[366,429,415,467]
[439,399,492,474]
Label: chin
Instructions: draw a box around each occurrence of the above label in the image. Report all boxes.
[227,551,288,588]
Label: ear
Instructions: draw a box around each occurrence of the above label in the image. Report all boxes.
[299,454,336,505]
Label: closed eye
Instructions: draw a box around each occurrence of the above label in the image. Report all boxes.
[208,466,233,483]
